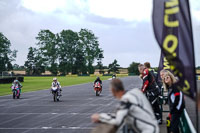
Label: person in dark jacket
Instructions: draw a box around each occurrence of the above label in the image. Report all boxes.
[94,77,102,89]
[163,70,185,133]
[138,64,162,124]
[94,77,102,84]
[144,62,159,83]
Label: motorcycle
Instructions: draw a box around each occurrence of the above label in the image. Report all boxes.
[11,85,21,99]
[94,82,102,96]
[51,86,61,102]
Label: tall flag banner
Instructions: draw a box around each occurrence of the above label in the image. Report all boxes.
[152,0,197,99]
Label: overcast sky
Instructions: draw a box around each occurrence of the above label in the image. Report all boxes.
[0,0,199,67]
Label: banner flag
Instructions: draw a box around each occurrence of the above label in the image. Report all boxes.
[153,0,197,99]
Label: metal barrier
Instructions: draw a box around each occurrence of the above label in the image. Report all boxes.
[179,109,196,133]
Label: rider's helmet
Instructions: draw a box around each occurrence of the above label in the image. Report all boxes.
[53,77,57,81]
[14,80,18,84]
[96,77,100,80]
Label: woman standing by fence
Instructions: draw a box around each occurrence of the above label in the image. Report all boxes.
[162,70,185,133]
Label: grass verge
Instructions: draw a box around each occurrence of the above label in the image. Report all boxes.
[0,76,126,96]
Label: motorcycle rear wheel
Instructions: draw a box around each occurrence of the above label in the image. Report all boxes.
[13,91,16,99]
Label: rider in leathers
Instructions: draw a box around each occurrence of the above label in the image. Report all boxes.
[11,80,22,93]
[94,77,102,88]
[51,78,62,96]
[138,64,162,124]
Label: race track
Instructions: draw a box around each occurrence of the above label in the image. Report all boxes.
[0,76,142,133]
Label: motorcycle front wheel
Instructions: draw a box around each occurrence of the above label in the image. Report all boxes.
[96,91,100,96]
[13,91,16,99]
[17,93,20,99]
[53,91,58,102]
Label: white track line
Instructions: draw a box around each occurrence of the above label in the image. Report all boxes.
[0,112,97,115]
[0,127,94,130]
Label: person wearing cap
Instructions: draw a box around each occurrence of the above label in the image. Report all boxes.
[91,79,159,133]
[51,78,62,96]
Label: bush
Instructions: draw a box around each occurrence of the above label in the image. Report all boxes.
[0,77,24,84]
[78,74,90,76]
[103,74,113,76]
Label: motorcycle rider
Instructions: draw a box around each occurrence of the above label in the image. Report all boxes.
[144,62,159,84]
[138,64,162,124]
[11,80,22,92]
[94,77,102,87]
[51,78,62,96]
[91,79,159,133]
[112,74,116,79]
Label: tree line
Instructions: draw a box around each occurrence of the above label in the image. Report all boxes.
[24,29,104,75]
[0,30,168,76]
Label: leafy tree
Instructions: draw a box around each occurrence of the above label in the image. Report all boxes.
[0,32,17,72]
[24,47,45,75]
[96,53,104,74]
[13,64,20,70]
[74,47,87,74]
[58,30,80,74]
[36,30,58,75]
[128,62,140,75]
[27,29,104,75]
[78,29,103,74]
[108,59,120,74]
[13,64,24,70]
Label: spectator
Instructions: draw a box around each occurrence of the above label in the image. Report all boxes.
[138,64,162,124]
[163,70,185,133]
[160,69,168,80]
[144,62,158,83]
[91,79,159,133]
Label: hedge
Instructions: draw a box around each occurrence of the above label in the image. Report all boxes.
[0,77,24,84]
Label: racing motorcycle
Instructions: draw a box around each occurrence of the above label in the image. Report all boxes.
[94,82,102,96]
[11,85,21,99]
[51,86,61,102]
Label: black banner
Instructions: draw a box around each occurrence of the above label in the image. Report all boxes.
[153,0,196,99]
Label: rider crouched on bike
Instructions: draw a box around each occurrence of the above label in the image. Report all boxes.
[94,77,102,88]
[11,80,22,92]
[51,78,62,96]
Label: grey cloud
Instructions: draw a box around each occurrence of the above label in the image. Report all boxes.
[0,0,199,67]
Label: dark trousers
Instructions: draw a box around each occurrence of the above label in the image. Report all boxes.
[147,95,161,120]
[152,98,161,120]
[170,113,182,133]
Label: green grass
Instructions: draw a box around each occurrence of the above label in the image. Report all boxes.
[0,76,114,96]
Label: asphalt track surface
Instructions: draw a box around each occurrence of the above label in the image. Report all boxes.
[0,76,142,133]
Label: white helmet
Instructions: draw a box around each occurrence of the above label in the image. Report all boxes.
[53,77,57,81]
